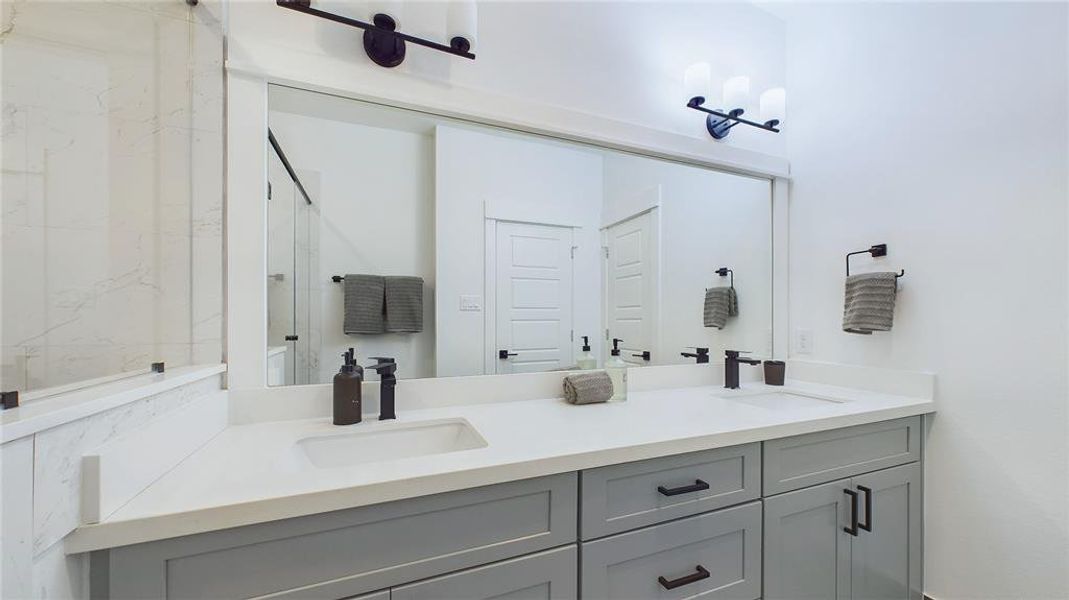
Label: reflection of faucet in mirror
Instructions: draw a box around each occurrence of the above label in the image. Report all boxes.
[681,347,710,364]
[366,357,398,420]
[724,350,761,389]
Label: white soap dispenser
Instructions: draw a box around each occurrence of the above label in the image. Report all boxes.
[577,336,597,370]
[605,337,629,402]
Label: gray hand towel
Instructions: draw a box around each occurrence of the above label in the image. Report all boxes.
[384,276,424,333]
[843,272,898,334]
[344,274,386,334]
[704,287,737,329]
[562,371,613,405]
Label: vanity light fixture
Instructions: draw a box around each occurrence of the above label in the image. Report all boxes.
[684,63,784,140]
[276,0,477,67]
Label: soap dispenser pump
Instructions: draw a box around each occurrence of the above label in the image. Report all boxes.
[605,338,628,402]
[577,336,597,370]
[333,347,364,425]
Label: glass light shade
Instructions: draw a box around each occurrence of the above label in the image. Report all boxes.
[369,0,402,21]
[760,88,786,124]
[447,0,478,50]
[723,76,751,111]
[683,62,711,103]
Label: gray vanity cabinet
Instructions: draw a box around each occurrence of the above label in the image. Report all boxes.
[581,501,762,600]
[763,463,921,600]
[850,464,922,600]
[391,546,577,600]
[763,479,853,600]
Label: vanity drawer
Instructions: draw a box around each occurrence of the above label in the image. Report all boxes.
[763,416,921,495]
[95,473,577,600]
[580,501,762,600]
[391,545,577,600]
[580,443,760,539]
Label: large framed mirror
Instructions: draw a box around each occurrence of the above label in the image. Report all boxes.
[265,84,773,386]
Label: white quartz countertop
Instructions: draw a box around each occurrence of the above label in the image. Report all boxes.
[66,380,934,553]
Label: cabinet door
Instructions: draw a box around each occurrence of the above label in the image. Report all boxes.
[764,479,852,600]
[850,464,922,600]
[391,546,577,600]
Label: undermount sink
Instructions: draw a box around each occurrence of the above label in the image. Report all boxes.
[298,418,488,468]
[726,391,844,410]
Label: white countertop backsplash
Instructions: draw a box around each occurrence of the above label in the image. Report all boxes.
[66,360,934,554]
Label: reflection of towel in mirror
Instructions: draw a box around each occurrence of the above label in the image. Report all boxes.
[562,371,613,405]
[704,287,738,329]
[344,274,386,334]
[385,276,424,333]
[843,272,897,334]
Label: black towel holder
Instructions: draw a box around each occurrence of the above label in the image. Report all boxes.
[332,275,345,283]
[706,267,733,291]
[846,244,905,278]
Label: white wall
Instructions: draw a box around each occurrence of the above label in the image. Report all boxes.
[268,111,436,381]
[603,154,773,364]
[436,126,604,376]
[780,3,1069,598]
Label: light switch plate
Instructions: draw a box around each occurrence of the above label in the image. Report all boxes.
[459,295,482,312]
[794,329,813,354]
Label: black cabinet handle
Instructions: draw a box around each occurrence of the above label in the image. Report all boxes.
[498,350,518,360]
[844,489,859,536]
[858,485,873,532]
[658,565,710,590]
[658,479,710,497]
[284,335,299,341]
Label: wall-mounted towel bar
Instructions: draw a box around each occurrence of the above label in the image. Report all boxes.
[715,267,733,288]
[846,244,905,278]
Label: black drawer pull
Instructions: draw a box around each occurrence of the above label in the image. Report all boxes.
[844,489,859,536]
[658,565,710,590]
[657,479,710,497]
[858,485,873,532]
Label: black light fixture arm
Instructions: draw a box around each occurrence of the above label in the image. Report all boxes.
[686,97,781,138]
[276,0,475,65]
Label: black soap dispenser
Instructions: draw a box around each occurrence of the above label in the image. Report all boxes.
[333,347,364,425]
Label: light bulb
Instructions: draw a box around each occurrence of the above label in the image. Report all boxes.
[722,76,751,113]
[760,88,786,126]
[683,62,711,105]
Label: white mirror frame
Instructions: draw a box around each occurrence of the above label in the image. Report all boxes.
[225,64,790,394]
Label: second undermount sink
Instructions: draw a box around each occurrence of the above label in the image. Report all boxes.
[726,391,845,410]
[298,418,488,469]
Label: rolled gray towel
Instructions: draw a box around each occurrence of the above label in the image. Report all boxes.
[704,287,733,329]
[562,371,613,405]
[384,276,424,333]
[344,274,385,335]
[843,272,898,334]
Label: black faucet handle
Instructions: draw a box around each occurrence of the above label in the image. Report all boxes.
[725,349,751,357]
[366,358,398,376]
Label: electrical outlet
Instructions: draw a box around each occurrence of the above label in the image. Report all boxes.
[795,329,813,354]
[459,295,482,312]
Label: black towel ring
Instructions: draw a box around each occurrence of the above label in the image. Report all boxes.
[846,244,904,279]
[715,267,733,287]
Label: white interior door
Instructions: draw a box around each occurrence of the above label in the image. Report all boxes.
[604,211,656,364]
[493,222,575,374]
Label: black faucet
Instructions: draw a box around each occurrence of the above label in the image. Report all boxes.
[681,347,710,364]
[724,350,761,389]
[366,357,397,420]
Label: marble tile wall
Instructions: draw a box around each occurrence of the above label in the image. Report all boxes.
[1,0,224,392]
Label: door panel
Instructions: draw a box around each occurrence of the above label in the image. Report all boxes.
[604,212,655,363]
[764,479,852,600]
[850,464,922,600]
[494,222,575,373]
